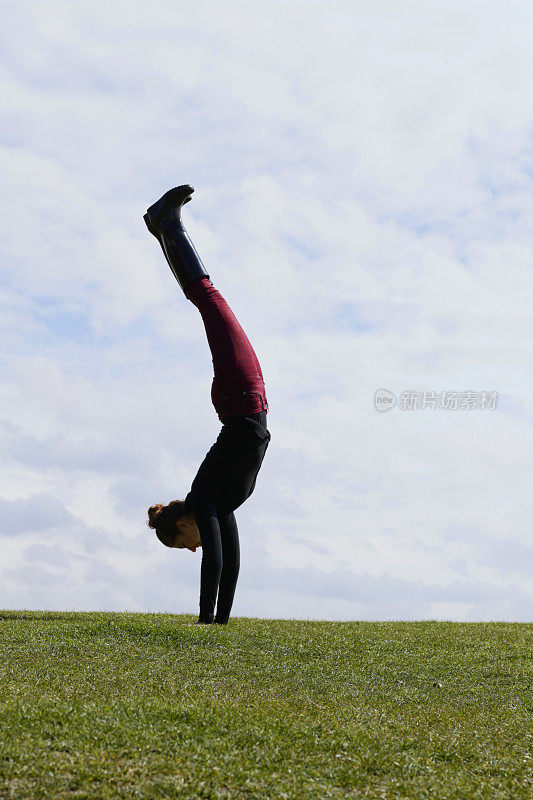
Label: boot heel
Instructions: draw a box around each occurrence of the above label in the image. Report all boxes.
[143,212,159,239]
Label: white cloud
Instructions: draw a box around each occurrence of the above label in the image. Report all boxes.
[0,0,531,620]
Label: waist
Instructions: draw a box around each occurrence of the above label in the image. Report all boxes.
[221,409,268,426]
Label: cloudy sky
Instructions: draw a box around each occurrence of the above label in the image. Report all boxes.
[1,1,531,621]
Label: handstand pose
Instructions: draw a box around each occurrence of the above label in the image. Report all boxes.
[144,185,271,625]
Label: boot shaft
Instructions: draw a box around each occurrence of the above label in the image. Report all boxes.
[143,185,210,292]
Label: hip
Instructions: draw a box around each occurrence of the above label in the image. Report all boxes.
[212,373,269,420]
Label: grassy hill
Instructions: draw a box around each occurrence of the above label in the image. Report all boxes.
[0,612,531,799]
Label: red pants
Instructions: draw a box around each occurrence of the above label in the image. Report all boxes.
[184,277,269,421]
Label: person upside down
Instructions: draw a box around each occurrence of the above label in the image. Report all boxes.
[144,185,271,626]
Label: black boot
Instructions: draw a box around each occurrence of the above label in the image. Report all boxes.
[143,184,210,292]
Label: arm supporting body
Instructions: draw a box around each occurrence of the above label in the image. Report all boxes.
[192,490,240,624]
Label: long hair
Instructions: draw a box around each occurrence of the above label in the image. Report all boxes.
[147,499,189,548]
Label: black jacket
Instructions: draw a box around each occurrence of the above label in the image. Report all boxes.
[185,411,271,518]
[184,410,271,622]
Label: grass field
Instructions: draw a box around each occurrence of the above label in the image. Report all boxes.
[0,612,531,799]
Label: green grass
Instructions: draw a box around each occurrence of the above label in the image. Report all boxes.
[0,612,531,799]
